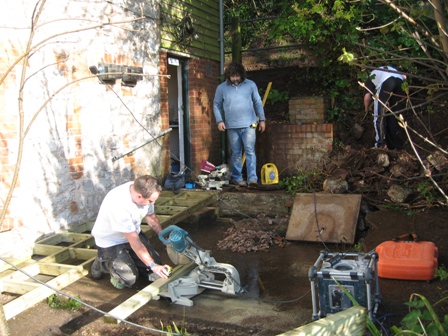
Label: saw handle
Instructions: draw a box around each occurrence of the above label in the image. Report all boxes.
[158,225,189,252]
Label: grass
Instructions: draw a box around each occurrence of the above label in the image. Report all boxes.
[435,265,448,281]
[47,294,82,311]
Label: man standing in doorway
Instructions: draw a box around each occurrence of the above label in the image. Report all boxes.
[364,66,407,150]
[90,175,170,289]
[213,62,266,187]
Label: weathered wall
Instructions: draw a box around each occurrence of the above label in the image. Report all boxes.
[0,0,162,233]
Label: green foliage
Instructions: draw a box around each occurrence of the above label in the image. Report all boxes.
[279,169,326,194]
[383,203,403,212]
[417,181,438,203]
[259,88,289,105]
[353,242,362,252]
[331,277,381,336]
[160,307,188,335]
[435,265,448,281]
[160,321,188,335]
[47,294,82,311]
[391,294,448,336]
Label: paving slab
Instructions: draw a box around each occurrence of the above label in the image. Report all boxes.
[286,193,362,244]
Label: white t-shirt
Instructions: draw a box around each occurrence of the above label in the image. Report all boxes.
[91,182,154,248]
[370,66,404,91]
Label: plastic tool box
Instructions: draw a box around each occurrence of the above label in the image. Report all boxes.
[376,234,438,281]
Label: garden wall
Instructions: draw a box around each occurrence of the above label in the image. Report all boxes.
[257,96,333,177]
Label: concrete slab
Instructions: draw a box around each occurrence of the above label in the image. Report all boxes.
[286,193,361,244]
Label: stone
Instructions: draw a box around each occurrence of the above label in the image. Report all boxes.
[377,153,390,167]
[427,151,448,172]
[387,184,412,203]
[323,177,348,193]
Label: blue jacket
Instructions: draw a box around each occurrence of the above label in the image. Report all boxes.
[213,79,265,129]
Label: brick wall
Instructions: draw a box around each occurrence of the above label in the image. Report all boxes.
[257,95,333,177]
[188,58,221,172]
[158,53,172,175]
[258,123,333,176]
[289,96,328,124]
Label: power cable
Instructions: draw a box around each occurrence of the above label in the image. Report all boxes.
[0,256,182,336]
[257,288,312,304]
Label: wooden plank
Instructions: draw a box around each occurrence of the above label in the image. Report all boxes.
[104,263,197,324]
[37,232,92,245]
[67,248,97,261]
[33,244,66,256]
[4,266,88,320]
[277,306,366,336]
[2,280,41,294]
[38,263,79,276]
[68,221,94,233]
[0,263,41,282]
[155,205,187,216]
[0,257,30,273]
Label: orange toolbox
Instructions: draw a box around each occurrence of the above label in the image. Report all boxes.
[375,234,438,281]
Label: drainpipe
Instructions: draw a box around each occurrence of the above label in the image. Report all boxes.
[219,0,226,164]
[219,0,224,75]
[182,60,191,169]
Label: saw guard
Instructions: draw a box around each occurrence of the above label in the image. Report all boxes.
[157,225,244,306]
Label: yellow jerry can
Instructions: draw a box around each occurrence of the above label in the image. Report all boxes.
[261,163,279,185]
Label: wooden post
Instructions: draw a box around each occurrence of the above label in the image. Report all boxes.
[231,17,242,64]
[276,306,367,336]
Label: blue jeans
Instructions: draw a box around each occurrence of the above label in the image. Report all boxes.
[228,126,257,182]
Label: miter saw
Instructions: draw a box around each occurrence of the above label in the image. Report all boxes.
[196,164,231,191]
[153,225,244,306]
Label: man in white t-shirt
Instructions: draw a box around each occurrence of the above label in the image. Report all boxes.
[91,175,170,289]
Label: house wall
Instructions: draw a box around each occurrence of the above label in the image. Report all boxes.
[0,0,162,234]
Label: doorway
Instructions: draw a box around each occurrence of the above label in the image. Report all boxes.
[167,57,189,172]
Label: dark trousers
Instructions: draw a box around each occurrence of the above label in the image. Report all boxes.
[96,231,162,287]
[375,77,406,149]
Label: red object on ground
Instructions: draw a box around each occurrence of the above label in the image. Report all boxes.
[376,240,438,281]
[200,160,216,173]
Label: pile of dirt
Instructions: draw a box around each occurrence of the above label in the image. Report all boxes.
[323,145,448,207]
[248,65,448,206]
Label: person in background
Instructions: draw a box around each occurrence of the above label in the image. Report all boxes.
[90,175,170,289]
[364,66,407,150]
[213,62,266,187]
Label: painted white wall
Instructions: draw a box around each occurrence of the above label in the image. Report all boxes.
[0,0,162,253]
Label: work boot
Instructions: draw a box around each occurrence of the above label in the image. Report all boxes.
[90,256,103,280]
[110,276,125,289]
[248,180,258,188]
[231,180,247,187]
